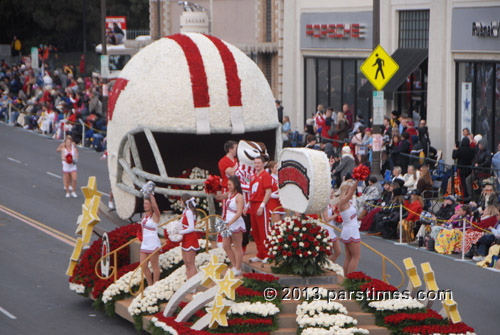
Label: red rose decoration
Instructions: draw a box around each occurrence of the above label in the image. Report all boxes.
[65,153,73,164]
[352,164,370,181]
[204,175,221,194]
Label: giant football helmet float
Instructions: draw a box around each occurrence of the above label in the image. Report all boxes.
[107,33,282,219]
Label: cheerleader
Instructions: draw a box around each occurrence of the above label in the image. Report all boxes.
[59,137,78,198]
[140,194,162,286]
[267,161,285,224]
[180,194,200,279]
[321,188,342,264]
[338,178,361,275]
[220,176,246,276]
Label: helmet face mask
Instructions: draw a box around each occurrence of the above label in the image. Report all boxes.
[107,33,281,219]
[114,127,280,215]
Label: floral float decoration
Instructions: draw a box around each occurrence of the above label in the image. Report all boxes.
[204,175,221,195]
[342,272,477,335]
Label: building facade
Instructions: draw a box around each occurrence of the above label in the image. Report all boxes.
[149,0,283,99]
[283,0,500,163]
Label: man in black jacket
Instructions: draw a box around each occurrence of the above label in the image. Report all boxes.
[433,195,456,222]
[466,139,492,201]
[452,137,475,198]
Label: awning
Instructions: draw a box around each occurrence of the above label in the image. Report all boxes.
[235,42,278,54]
[382,48,428,97]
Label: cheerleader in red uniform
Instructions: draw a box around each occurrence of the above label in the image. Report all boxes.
[140,194,161,286]
[267,161,284,224]
[321,188,342,264]
[180,194,200,279]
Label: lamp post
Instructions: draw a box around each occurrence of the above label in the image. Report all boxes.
[371,0,382,177]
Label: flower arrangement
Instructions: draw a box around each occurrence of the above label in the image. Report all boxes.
[342,271,476,335]
[146,268,282,335]
[296,299,369,335]
[266,215,332,276]
[128,247,227,317]
[69,223,139,297]
[167,167,210,213]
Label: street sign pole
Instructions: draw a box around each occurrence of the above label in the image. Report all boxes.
[372,0,381,177]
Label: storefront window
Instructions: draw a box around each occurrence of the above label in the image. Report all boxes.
[496,64,500,149]
[317,59,329,108]
[343,60,355,114]
[475,63,494,148]
[329,60,341,112]
[305,57,369,125]
[357,59,370,125]
[305,58,316,119]
[456,61,499,151]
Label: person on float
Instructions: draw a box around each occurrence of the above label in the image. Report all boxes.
[338,175,361,275]
[179,194,200,279]
[59,136,78,198]
[244,156,272,263]
[217,140,238,247]
[267,161,285,224]
[321,188,342,264]
[218,176,246,276]
[139,193,162,286]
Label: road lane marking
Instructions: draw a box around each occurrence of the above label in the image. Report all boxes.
[0,204,75,247]
[46,171,62,179]
[7,157,21,164]
[0,306,17,319]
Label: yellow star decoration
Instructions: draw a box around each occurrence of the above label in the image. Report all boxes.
[207,295,230,329]
[81,176,103,208]
[66,237,83,276]
[80,196,101,244]
[199,255,227,287]
[216,269,242,300]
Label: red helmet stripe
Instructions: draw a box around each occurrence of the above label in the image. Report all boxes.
[167,34,210,108]
[203,34,242,107]
[108,77,129,121]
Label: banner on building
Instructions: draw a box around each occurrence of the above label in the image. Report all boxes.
[461,82,472,132]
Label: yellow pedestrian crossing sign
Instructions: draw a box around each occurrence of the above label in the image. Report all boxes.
[360,45,399,91]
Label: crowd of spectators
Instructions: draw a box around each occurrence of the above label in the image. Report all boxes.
[280,104,500,267]
[0,55,107,153]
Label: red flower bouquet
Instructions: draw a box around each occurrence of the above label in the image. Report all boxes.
[204,174,221,194]
[352,164,370,181]
[65,153,73,164]
[402,322,475,335]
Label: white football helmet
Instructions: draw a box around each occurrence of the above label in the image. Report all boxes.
[107,33,282,219]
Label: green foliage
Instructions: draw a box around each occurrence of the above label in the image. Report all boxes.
[133,314,143,333]
[0,0,149,52]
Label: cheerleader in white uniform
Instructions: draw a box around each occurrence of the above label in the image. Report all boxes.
[60,137,78,198]
[219,176,245,276]
[140,194,162,286]
[338,178,361,275]
[321,188,342,264]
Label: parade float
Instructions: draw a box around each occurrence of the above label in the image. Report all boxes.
[68,33,476,335]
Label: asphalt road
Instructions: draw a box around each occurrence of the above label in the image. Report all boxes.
[0,122,498,334]
[0,123,135,335]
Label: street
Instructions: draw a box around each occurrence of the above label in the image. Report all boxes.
[0,122,498,334]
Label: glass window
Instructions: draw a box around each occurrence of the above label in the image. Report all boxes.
[356,59,370,126]
[343,60,355,113]
[329,60,341,111]
[305,58,316,122]
[475,63,494,147]
[496,64,500,148]
[317,59,329,108]
[399,10,429,49]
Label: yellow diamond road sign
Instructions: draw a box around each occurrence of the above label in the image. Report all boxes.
[360,45,399,91]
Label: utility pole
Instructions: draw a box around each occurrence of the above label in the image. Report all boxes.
[83,0,87,74]
[371,0,382,177]
[101,0,108,120]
